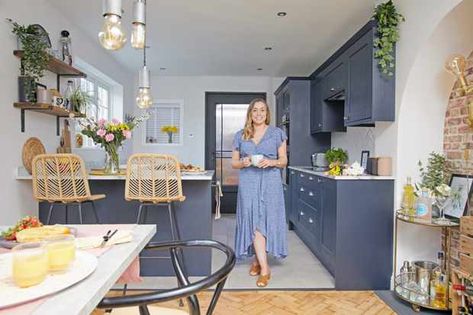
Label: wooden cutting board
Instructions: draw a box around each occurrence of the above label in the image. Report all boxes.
[22,137,46,174]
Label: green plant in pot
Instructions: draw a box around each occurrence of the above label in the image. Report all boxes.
[7,19,50,103]
[69,88,92,114]
[325,148,348,176]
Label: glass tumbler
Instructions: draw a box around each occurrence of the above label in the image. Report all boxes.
[44,234,76,272]
[12,242,48,288]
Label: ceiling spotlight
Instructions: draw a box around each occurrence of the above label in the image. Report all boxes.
[277,12,287,17]
[264,47,272,51]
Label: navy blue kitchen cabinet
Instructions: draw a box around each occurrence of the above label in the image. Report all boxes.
[287,167,394,290]
[275,78,331,167]
[309,20,395,130]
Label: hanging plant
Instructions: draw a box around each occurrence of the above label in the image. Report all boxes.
[372,0,405,76]
[7,18,50,81]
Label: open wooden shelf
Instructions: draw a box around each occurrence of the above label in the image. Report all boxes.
[13,50,86,77]
[14,102,84,117]
[14,102,84,135]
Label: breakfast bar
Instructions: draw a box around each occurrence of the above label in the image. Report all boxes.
[16,168,215,277]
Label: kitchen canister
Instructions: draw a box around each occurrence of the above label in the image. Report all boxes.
[377,157,392,176]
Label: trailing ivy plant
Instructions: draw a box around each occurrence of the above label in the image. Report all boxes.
[7,18,50,81]
[372,0,405,76]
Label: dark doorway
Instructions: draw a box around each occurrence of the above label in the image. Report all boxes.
[205,92,266,214]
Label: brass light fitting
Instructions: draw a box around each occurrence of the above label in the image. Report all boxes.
[445,54,473,127]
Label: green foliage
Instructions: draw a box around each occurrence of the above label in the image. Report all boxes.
[325,147,348,164]
[7,19,50,81]
[372,0,405,76]
[418,152,448,193]
[69,88,92,113]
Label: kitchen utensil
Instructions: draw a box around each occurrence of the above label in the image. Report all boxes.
[412,260,439,294]
[251,155,264,166]
[22,137,46,175]
[311,153,329,171]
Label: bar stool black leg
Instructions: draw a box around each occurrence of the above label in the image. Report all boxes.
[90,201,100,223]
[65,204,69,224]
[47,203,55,225]
[168,202,186,308]
[78,203,83,224]
[136,203,145,224]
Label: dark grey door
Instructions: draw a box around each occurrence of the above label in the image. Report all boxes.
[205,92,266,213]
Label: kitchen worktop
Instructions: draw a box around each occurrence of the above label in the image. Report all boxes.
[289,166,394,180]
[15,167,214,181]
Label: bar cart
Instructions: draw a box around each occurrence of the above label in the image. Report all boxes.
[393,209,459,312]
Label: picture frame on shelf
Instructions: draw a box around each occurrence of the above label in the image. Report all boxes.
[361,150,370,173]
[444,174,473,218]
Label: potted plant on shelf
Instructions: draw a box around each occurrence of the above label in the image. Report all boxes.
[80,114,148,174]
[69,88,92,115]
[7,19,50,103]
[325,147,348,176]
[161,125,179,144]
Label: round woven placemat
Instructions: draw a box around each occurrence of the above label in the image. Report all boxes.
[22,137,46,174]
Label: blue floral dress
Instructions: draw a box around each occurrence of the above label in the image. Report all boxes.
[232,126,288,259]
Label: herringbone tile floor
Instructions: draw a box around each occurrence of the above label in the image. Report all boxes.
[93,290,396,314]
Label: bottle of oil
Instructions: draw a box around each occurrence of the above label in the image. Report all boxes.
[432,273,447,308]
[401,177,416,216]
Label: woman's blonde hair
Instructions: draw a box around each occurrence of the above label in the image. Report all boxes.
[243,98,271,140]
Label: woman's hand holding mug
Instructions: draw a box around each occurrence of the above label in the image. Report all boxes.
[241,157,251,168]
[258,159,275,168]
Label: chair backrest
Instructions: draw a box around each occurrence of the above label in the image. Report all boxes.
[98,239,236,315]
[125,153,184,203]
[32,154,91,202]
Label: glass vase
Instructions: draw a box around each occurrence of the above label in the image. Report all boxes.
[104,146,120,174]
[167,132,173,144]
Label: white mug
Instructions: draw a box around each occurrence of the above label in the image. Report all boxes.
[251,154,264,167]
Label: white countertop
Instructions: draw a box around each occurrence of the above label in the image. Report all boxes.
[289,166,395,180]
[15,167,214,181]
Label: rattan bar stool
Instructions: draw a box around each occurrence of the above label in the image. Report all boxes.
[32,154,104,224]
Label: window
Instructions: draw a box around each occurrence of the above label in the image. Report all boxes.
[145,100,183,145]
[79,77,111,121]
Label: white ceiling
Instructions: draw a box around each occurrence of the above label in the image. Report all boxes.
[48,0,374,77]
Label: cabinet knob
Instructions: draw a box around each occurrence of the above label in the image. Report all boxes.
[309,218,314,224]
[318,123,322,127]
[300,211,304,216]
[317,178,322,183]
[300,174,305,178]
[300,187,305,192]
[343,116,349,121]
[309,191,314,197]
[309,176,314,181]
[330,87,335,92]
[290,171,295,175]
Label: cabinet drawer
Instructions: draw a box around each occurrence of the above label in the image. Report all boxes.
[299,183,321,209]
[322,61,346,100]
[297,200,321,239]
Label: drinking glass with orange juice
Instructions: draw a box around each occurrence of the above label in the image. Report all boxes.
[12,242,48,288]
[44,234,76,272]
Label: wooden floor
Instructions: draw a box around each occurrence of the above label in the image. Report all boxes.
[93,290,395,315]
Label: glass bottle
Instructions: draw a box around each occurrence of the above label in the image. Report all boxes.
[416,188,432,222]
[431,272,447,308]
[401,177,416,216]
[63,80,74,111]
[60,30,73,65]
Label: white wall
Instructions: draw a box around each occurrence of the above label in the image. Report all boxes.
[393,0,473,269]
[0,0,135,224]
[331,127,375,164]
[132,75,284,167]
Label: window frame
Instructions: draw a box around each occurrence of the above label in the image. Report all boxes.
[142,99,184,147]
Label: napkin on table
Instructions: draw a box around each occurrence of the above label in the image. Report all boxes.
[75,230,133,249]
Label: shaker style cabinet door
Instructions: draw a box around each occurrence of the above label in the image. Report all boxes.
[345,30,373,125]
[310,79,323,133]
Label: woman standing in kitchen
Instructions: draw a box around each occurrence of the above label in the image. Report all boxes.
[231,98,288,287]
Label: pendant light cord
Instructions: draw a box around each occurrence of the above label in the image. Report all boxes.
[143,0,147,67]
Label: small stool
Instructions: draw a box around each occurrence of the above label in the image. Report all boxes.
[32,154,104,224]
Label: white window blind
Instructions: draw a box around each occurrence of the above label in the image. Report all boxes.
[145,102,182,145]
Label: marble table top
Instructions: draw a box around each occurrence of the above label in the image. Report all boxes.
[0,224,156,315]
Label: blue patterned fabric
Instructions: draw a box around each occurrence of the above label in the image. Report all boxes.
[232,125,288,259]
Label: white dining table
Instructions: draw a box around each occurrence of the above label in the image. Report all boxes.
[0,224,156,315]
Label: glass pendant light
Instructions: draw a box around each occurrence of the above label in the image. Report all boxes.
[131,0,146,49]
[98,0,126,50]
[136,46,153,109]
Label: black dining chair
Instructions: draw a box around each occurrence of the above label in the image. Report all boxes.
[97,240,236,315]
